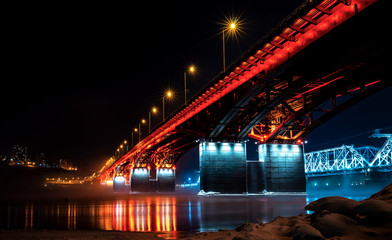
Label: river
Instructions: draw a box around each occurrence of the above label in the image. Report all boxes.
[0,185,371,233]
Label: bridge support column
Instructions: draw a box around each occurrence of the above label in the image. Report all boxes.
[246,161,266,193]
[113,176,128,192]
[199,141,247,194]
[130,168,150,192]
[157,168,175,192]
[258,144,306,192]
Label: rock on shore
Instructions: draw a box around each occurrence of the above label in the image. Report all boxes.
[184,183,392,240]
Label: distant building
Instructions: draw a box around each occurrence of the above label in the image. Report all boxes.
[37,152,48,167]
[59,158,77,171]
[10,144,28,165]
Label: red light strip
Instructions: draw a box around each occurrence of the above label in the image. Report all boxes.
[295,75,345,98]
[101,0,377,179]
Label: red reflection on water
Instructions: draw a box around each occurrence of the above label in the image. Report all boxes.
[100,197,177,232]
[129,199,135,231]
[24,203,33,229]
[172,197,177,231]
[20,198,177,232]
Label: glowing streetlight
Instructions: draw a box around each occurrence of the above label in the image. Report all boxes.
[163,91,173,121]
[149,107,158,133]
[222,19,240,72]
[184,65,196,105]
[119,144,124,156]
[116,148,120,159]
[132,128,138,147]
[124,140,128,151]
[139,119,146,141]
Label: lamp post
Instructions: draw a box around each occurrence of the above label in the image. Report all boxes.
[124,140,128,152]
[132,128,138,147]
[139,119,146,142]
[222,21,237,72]
[184,66,196,105]
[162,91,172,121]
[149,107,157,133]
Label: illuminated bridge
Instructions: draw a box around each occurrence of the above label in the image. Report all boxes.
[99,0,390,194]
[305,131,392,176]
[305,130,392,192]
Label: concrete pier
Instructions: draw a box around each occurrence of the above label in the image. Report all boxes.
[199,141,305,194]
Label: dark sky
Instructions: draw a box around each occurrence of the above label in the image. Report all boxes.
[2,1,391,171]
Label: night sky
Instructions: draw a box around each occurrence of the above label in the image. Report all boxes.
[2,0,391,172]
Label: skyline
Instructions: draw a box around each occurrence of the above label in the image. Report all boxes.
[2,0,391,171]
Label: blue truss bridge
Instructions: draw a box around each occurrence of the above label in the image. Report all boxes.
[305,130,392,177]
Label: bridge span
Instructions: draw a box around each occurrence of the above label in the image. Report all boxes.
[305,131,392,176]
[99,0,390,194]
[305,131,392,193]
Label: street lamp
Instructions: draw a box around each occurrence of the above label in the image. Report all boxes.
[222,19,239,72]
[149,107,158,133]
[139,119,146,142]
[184,66,196,105]
[132,128,138,147]
[124,140,128,151]
[162,91,173,121]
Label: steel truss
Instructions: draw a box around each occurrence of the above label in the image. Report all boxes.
[369,131,392,167]
[305,135,392,175]
[305,145,368,173]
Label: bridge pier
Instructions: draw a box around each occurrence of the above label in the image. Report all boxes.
[130,168,150,192]
[128,168,176,192]
[157,168,175,192]
[199,141,305,194]
[113,176,129,192]
[258,144,306,192]
[199,141,247,194]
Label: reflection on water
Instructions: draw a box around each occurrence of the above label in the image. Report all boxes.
[2,193,371,233]
[1,195,310,232]
[97,198,177,231]
[3,197,180,232]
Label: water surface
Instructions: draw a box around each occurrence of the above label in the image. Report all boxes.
[1,185,371,233]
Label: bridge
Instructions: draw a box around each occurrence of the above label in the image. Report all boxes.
[305,130,392,176]
[98,0,390,194]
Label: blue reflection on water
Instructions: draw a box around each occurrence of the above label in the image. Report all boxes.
[188,201,192,227]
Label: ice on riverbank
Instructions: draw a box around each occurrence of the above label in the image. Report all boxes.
[185,183,392,239]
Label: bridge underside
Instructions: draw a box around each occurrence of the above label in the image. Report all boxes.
[101,0,390,193]
[201,0,390,143]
